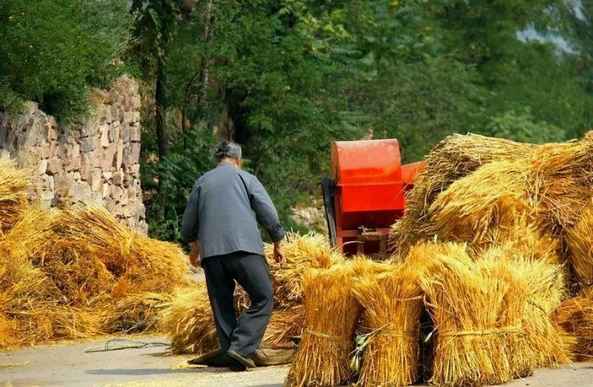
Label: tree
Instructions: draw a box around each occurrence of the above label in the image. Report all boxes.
[129,0,181,159]
[0,0,130,120]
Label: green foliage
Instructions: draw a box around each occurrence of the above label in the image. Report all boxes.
[486,109,567,143]
[0,0,130,120]
[144,125,216,241]
[2,0,593,241]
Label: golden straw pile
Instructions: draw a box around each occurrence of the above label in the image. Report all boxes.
[382,132,593,384]
[0,160,190,348]
[286,263,360,387]
[352,260,424,387]
[0,158,29,235]
[566,202,593,286]
[391,132,593,257]
[403,241,570,385]
[554,287,593,361]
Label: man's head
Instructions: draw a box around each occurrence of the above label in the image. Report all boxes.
[215,141,242,167]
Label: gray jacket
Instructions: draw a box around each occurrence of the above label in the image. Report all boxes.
[181,163,285,259]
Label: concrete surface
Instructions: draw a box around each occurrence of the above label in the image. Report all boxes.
[1,335,593,386]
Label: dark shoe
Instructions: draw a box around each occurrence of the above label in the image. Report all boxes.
[252,348,296,366]
[188,349,230,367]
[226,350,256,370]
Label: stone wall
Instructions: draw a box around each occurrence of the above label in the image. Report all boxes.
[0,76,147,233]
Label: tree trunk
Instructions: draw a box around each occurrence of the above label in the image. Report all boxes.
[155,58,168,159]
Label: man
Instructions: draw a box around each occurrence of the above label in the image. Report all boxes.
[181,141,285,371]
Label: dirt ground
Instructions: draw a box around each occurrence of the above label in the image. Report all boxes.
[1,335,593,387]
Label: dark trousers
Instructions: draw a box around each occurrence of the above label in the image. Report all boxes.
[202,251,273,356]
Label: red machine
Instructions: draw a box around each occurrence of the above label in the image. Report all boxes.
[322,139,425,256]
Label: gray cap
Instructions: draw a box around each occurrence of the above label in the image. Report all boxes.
[215,141,242,161]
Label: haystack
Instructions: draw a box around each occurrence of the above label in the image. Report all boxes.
[352,260,423,386]
[553,287,593,361]
[481,245,573,370]
[158,285,219,355]
[264,232,343,308]
[567,202,593,286]
[391,134,535,255]
[427,159,534,246]
[391,132,593,256]
[106,292,174,333]
[408,243,529,385]
[55,207,190,294]
[286,263,360,387]
[0,204,191,348]
[480,217,561,264]
[0,158,30,235]
[527,139,593,232]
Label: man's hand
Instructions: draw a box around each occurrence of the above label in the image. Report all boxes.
[273,241,284,264]
[189,241,201,267]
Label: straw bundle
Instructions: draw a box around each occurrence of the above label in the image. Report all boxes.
[286,263,360,387]
[0,158,30,235]
[391,134,535,255]
[391,133,593,256]
[566,202,593,286]
[352,261,423,386]
[527,140,593,232]
[481,245,573,370]
[160,285,305,355]
[263,306,305,348]
[264,232,343,308]
[55,207,190,293]
[480,217,561,264]
[408,243,530,385]
[427,159,534,246]
[553,287,593,361]
[158,285,219,355]
[0,203,192,347]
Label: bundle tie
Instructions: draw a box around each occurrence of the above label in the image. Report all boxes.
[362,325,418,338]
[440,325,523,337]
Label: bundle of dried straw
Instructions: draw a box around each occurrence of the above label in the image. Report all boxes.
[352,260,423,386]
[264,232,343,308]
[553,287,593,361]
[567,202,593,286]
[0,158,30,235]
[404,238,573,385]
[391,134,535,255]
[286,263,360,387]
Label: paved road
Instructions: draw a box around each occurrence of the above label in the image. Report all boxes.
[1,336,593,386]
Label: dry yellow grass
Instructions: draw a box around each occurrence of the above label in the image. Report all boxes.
[158,285,219,355]
[553,287,593,361]
[0,158,30,235]
[286,263,360,387]
[405,242,568,385]
[352,260,423,387]
[409,244,521,385]
[264,232,343,308]
[480,217,561,264]
[566,202,593,285]
[482,245,573,370]
[391,132,593,257]
[0,202,191,348]
[390,134,535,256]
[159,285,305,355]
[427,159,534,246]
